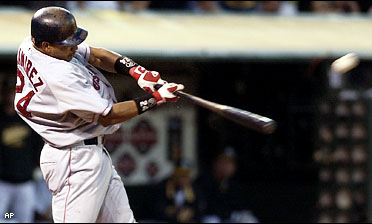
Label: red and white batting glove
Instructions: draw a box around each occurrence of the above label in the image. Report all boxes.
[129,66,167,94]
[152,83,184,105]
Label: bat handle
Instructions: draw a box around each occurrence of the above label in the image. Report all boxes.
[154,84,184,98]
[154,84,163,90]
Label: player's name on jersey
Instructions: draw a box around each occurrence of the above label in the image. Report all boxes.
[17,48,45,93]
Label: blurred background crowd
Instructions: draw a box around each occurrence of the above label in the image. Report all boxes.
[1,1,372,223]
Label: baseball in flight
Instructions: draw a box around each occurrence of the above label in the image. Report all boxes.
[331,53,360,74]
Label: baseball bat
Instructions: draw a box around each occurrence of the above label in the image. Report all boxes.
[155,84,277,134]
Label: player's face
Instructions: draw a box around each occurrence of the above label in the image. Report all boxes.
[47,43,78,61]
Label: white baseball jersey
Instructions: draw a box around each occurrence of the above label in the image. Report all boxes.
[14,37,120,148]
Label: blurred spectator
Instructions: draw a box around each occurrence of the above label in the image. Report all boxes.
[150,161,205,223]
[128,1,153,13]
[332,1,361,13]
[256,1,299,15]
[259,1,283,12]
[195,146,258,223]
[0,81,43,222]
[146,1,220,13]
[310,1,337,13]
[309,1,360,14]
[66,1,125,11]
[193,1,221,13]
[218,1,259,12]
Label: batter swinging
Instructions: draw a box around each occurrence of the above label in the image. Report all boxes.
[14,6,184,223]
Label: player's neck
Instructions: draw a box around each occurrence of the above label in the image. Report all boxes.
[31,38,50,57]
[33,43,47,55]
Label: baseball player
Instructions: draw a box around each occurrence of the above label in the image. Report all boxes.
[14,6,184,223]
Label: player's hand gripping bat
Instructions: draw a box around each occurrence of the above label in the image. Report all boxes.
[155,84,277,134]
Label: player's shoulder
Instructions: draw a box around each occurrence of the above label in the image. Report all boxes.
[48,60,85,80]
[18,36,33,51]
[45,59,92,92]
[77,42,90,53]
[74,42,91,63]
[20,36,32,45]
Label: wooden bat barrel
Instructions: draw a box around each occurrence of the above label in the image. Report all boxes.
[175,91,277,134]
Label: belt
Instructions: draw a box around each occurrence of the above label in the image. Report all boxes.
[83,135,105,145]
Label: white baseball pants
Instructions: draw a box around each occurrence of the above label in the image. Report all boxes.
[40,142,136,223]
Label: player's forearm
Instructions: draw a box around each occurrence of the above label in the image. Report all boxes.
[97,83,183,126]
[97,101,139,126]
[90,48,166,95]
[89,46,121,73]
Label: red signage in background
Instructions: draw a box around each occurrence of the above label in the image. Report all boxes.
[130,119,157,154]
[117,153,136,177]
[146,161,159,178]
[104,127,124,153]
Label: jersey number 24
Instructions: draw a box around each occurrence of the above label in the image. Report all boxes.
[16,68,35,117]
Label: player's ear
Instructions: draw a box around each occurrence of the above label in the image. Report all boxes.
[41,41,52,52]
